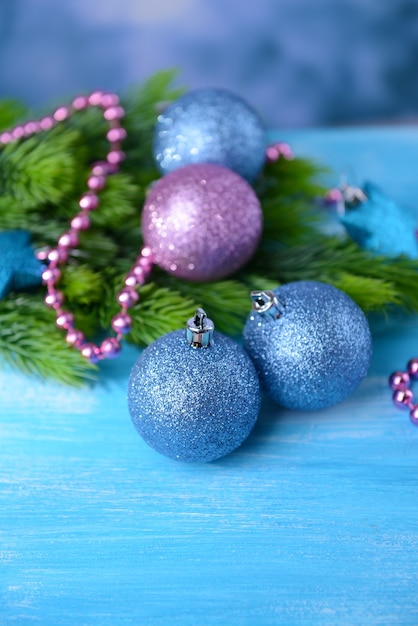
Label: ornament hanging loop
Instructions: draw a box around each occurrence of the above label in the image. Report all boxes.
[250,290,284,320]
[186,308,214,348]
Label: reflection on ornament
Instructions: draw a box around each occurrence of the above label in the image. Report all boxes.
[153,88,266,181]
[128,309,261,462]
[243,281,372,411]
[0,230,43,299]
[142,163,263,282]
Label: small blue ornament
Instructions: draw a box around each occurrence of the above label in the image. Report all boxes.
[153,88,266,181]
[0,230,43,299]
[339,182,418,258]
[128,309,261,463]
[243,281,372,411]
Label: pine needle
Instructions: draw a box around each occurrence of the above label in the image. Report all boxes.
[0,296,97,385]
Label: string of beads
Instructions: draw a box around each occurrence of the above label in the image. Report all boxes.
[389,360,418,426]
[0,91,153,363]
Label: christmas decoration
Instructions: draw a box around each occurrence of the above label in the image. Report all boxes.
[153,88,266,181]
[128,309,261,462]
[243,281,372,410]
[0,230,43,298]
[389,361,418,426]
[142,163,262,281]
[0,89,159,364]
[336,182,418,258]
[0,70,418,385]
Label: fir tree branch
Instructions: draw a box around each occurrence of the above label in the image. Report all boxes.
[0,128,81,208]
[255,156,327,244]
[251,236,418,312]
[0,100,28,131]
[121,282,197,347]
[0,296,97,385]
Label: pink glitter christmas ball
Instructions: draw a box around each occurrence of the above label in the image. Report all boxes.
[141,163,263,281]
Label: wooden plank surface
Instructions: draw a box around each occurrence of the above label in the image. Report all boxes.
[1,127,418,626]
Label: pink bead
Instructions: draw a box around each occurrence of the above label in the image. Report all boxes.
[124,273,138,288]
[266,142,294,162]
[136,259,153,279]
[388,371,410,390]
[87,175,106,191]
[278,142,294,160]
[117,288,139,308]
[106,127,127,143]
[111,312,132,335]
[0,132,12,144]
[53,106,70,122]
[56,311,74,330]
[103,106,125,121]
[42,267,61,284]
[410,405,418,426]
[66,329,84,347]
[91,161,118,176]
[325,188,344,204]
[71,212,91,231]
[23,121,41,136]
[72,95,89,110]
[58,230,78,248]
[36,249,49,261]
[141,246,153,259]
[131,265,145,283]
[44,290,64,309]
[79,193,99,211]
[47,247,68,264]
[100,93,120,108]
[40,116,55,131]
[107,150,125,165]
[88,91,105,106]
[91,161,110,177]
[138,256,152,270]
[100,337,121,359]
[80,342,101,364]
[407,358,418,379]
[393,388,413,409]
[11,126,24,140]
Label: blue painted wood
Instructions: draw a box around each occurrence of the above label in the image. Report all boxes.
[2,127,418,626]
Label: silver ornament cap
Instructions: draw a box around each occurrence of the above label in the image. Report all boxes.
[250,290,284,320]
[186,308,214,348]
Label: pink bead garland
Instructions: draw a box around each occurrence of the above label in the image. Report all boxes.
[0,91,154,363]
[389,358,418,425]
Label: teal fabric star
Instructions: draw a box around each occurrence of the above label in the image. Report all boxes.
[340,182,418,258]
[0,230,44,299]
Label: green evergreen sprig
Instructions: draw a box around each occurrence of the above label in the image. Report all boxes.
[0,69,417,385]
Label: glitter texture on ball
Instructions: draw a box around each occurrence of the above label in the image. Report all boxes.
[141,163,263,282]
[127,330,261,463]
[153,88,266,181]
[243,281,372,411]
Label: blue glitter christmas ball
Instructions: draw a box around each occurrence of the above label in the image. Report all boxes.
[243,281,372,411]
[153,88,266,181]
[128,329,261,463]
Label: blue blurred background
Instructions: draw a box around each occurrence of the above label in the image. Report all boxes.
[0,0,418,127]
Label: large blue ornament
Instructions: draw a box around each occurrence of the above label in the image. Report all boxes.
[153,88,266,181]
[0,230,43,299]
[243,281,372,411]
[128,310,261,463]
[340,182,418,258]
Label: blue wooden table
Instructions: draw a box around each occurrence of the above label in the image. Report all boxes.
[2,127,418,626]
